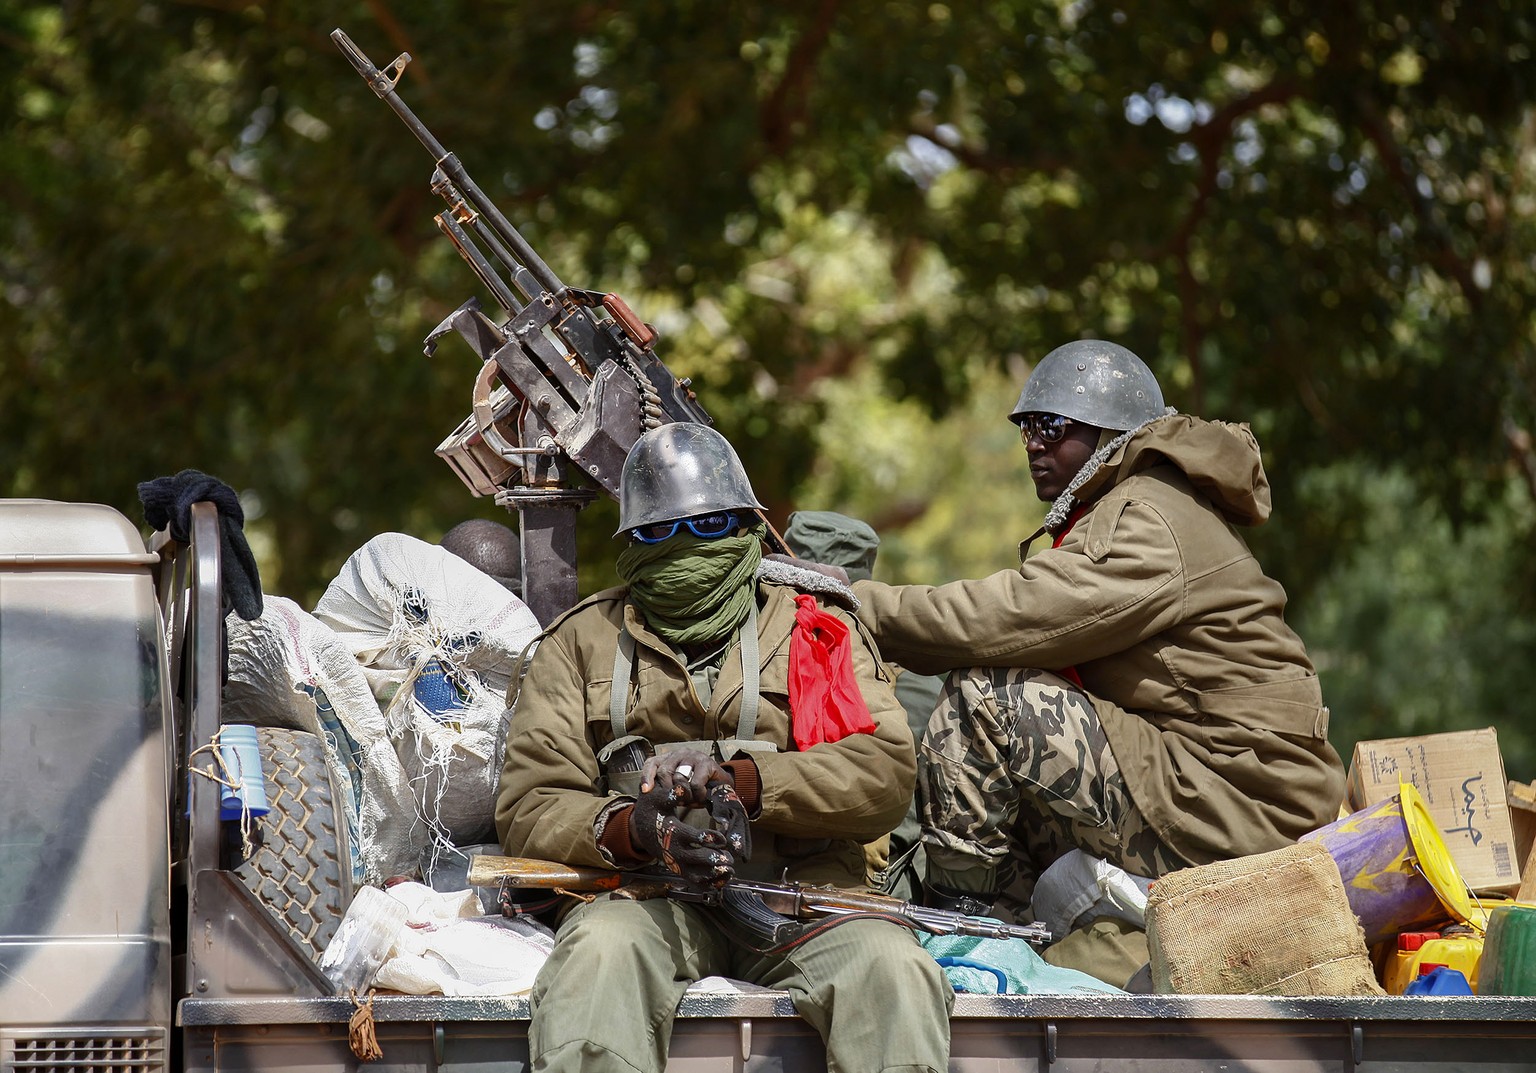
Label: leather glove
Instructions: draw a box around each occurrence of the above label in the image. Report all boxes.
[630,763,734,888]
[640,750,752,861]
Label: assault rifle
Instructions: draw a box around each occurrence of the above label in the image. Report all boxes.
[467,854,1052,951]
[332,29,784,624]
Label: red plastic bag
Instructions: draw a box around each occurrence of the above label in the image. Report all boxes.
[788,595,876,750]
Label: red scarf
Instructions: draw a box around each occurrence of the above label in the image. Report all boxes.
[787,594,877,750]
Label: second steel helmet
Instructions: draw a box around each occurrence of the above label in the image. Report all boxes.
[1009,339,1165,431]
[614,422,765,535]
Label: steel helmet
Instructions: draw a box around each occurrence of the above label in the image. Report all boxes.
[614,422,766,535]
[1008,339,1165,431]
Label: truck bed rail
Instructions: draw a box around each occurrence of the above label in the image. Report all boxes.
[181,992,1536,1072]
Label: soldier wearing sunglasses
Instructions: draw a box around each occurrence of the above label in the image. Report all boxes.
[496,421,952,1073]
[851,339,1346,976]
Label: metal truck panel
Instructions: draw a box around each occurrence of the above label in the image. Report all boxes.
[0,500,159,565]
[179,993,1536,1072]
[0,561,170,1026]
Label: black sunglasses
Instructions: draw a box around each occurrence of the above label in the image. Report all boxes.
[1018,413,1074,445]
[631,511,740,545]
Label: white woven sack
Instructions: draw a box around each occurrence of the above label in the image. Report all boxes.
[313,534,542,859]
[312,532,540,691]
[223,596,419,883]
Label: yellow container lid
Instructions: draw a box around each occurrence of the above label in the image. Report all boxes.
[1399,781,1489,931]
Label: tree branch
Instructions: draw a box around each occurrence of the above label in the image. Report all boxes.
[1505,417,1536,504]
[903,114,1068,178]
[1355,98,1482,310]
[1159,80,1300,415]
[363,0,432,91]
[759,0,842,157]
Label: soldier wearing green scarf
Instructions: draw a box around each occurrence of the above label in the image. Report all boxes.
[496,422,952,1073]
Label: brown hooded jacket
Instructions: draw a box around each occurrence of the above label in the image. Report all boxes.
[854,414,1345,865]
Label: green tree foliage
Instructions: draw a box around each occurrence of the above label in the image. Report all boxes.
[1294,466,1536,777]
[3,2,1533,766]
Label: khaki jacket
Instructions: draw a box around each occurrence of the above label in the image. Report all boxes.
[496,578,915,889]
[854,415,1345,865]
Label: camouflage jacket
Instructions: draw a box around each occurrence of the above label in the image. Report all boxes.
[854,414,1346,866]
[495,575,915,888]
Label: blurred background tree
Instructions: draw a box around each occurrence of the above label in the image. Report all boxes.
[3,1,1532,774]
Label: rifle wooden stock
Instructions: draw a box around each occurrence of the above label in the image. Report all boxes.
[762,885,909,918]
[467,855,625,891]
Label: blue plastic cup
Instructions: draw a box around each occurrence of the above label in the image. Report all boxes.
[219,724,271,820]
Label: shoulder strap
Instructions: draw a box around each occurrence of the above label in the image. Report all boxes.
[609,624,637,738]
[735,598,760,741]
[609,600,763,744]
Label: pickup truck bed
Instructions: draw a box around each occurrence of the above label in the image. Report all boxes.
[6,496,1536,1073]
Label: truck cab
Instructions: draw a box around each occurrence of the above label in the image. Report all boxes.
[0,500,171,1064]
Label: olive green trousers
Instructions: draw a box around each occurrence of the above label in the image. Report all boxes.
[530,895,953,1073]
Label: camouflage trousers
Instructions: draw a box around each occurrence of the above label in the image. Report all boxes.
[919,667,1183,924]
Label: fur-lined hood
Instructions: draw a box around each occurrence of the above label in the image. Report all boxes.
[1053,414,1273,530]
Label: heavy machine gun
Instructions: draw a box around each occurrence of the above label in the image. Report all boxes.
[332,28,720,624]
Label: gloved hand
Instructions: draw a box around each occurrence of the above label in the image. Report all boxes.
[630,762,733,888]
[704,780,752,861]
[640,750,751,861]
[641,749,725,803]
[629,751,751,886]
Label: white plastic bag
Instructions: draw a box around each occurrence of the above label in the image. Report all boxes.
[319,885,411,994]
[368,880,555,997]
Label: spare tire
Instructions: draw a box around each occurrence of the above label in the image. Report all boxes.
[233,727,356,961]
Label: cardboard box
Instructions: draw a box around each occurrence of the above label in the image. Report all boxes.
[1519,839,1536,903]
[1346,728,1521,894]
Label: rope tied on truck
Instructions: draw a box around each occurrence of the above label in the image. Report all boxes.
[188,729,260,861]
[348,988,384,1061]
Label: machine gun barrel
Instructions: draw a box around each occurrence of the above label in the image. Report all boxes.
[434,201,527,318]
[330,28,565,299]
[333,27,745,623]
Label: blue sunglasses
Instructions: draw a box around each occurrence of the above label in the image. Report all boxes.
[631,511,741,545]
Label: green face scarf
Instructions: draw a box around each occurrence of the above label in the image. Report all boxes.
[615,525,765,646]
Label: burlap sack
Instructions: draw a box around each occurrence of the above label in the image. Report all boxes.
[1146,841,1385,996]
